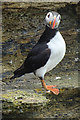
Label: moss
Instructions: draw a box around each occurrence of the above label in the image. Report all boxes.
[2,90,50,114]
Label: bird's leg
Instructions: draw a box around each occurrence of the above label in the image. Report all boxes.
[41,79,59,95]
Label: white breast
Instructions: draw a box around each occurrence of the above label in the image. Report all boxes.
[35,31,66,79]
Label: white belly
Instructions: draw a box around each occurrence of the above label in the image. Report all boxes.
[35,31,66,79]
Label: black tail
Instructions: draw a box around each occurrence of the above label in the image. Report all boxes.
[10,64,26,80]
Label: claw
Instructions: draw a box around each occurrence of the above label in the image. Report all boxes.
[50,88,59,95]
[46,85,59,95]
[46,85,57,89]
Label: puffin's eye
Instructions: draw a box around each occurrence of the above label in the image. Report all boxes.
[48,14,50,18]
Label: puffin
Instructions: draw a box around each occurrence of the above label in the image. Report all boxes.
[10,11,66,95]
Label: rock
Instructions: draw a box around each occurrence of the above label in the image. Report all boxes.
[2,90,50,114]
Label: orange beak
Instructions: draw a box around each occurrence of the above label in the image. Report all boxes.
[52,16,56,29]
[49,16,56,29]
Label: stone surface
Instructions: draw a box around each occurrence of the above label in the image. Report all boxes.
[2,90,50,114]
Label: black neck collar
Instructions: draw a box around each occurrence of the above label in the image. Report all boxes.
[38,25,58,44]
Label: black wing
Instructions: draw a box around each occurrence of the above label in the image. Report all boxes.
[10,43,51,79]
[23,43,51,73]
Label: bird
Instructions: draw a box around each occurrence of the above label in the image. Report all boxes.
[10,11,66,95]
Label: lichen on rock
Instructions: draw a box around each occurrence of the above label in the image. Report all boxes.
[2,90,50,114]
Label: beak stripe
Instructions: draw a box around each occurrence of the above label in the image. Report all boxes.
[52,17,56,29]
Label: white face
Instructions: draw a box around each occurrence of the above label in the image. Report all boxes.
[45,12,54,24]
[45,11,61,29]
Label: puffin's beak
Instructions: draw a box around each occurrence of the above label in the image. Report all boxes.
[52,16,56,29]
[49,16,56,29]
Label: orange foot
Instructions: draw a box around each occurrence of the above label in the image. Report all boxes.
[46,85,59,95]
